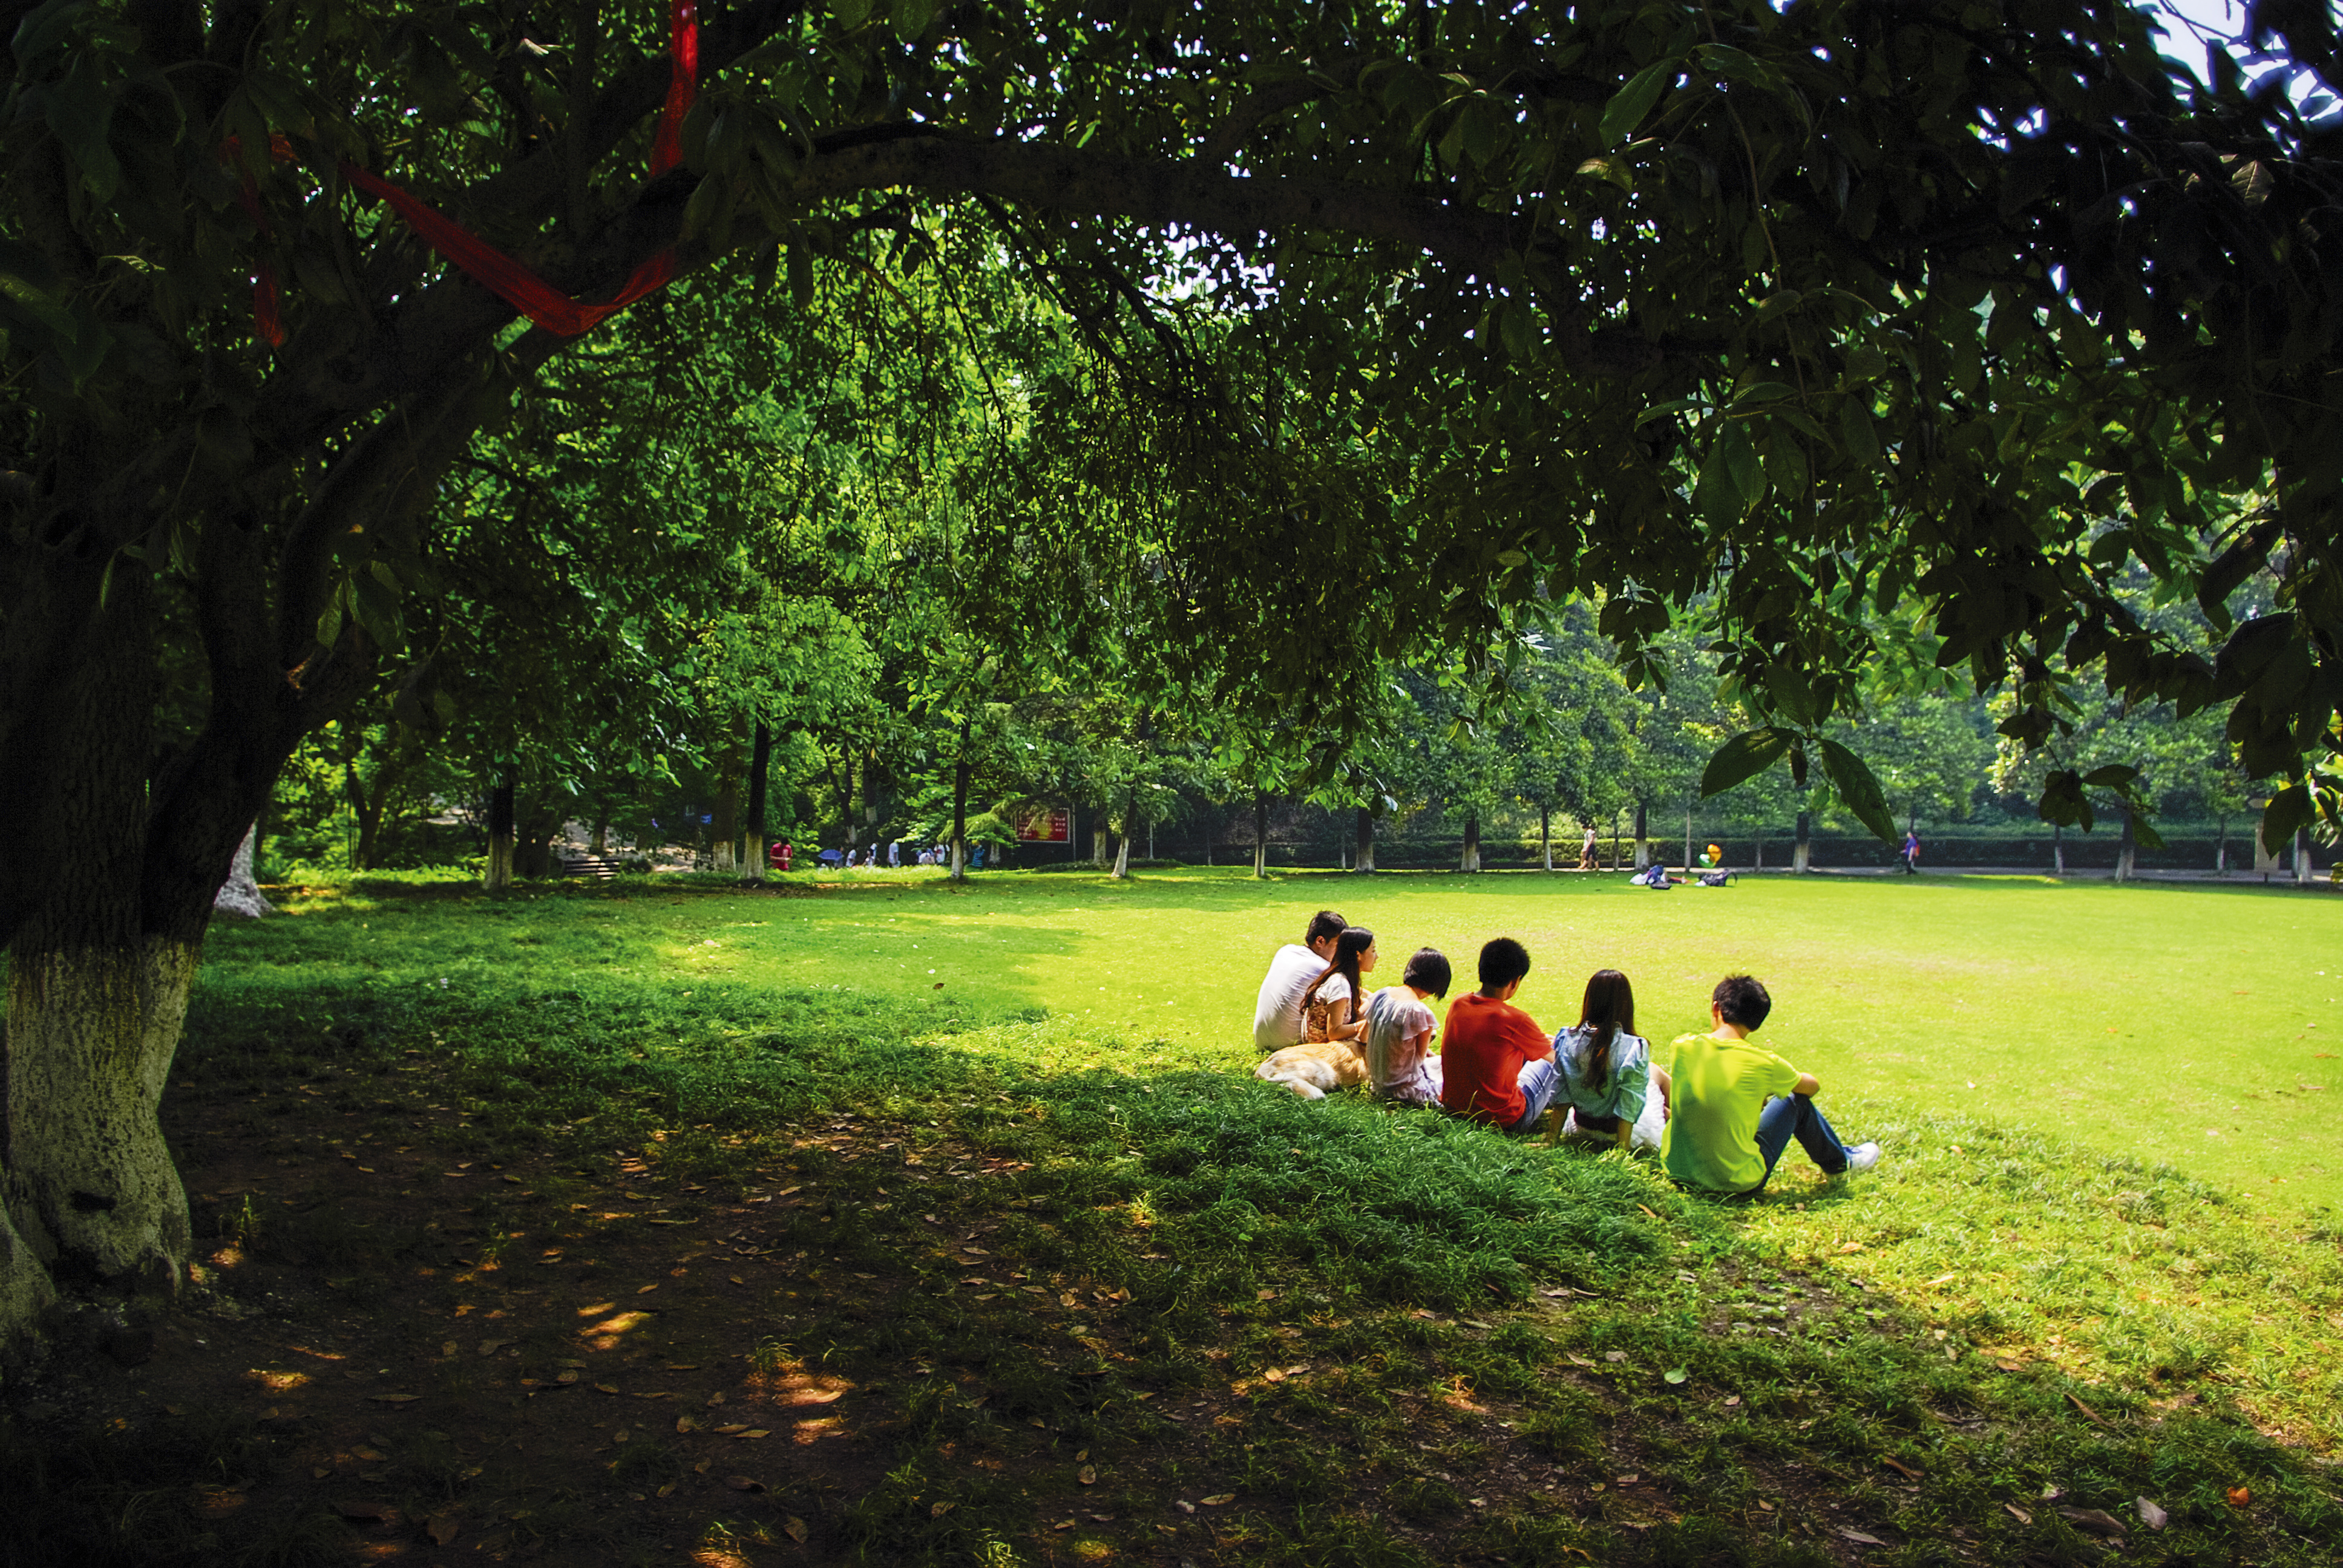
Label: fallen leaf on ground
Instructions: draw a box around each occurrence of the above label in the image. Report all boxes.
[2137,1498,2168,1530]
[1201,1494,1234,1506]
[2226,1485,2250,1508]
[613,1429,631,1443]
[440,1341,457,1357]
[782,1517,808,1543]
[333,1501,390,1521]
[426,1514,460,1546]
[2057,1507,2128,1538]
[1567,1354,1596,1368]
[1881,1456,1922,1480]
[723,1476,765,1492]
[1663,1367,1687,1385]
[1837,1526,1886,1546]
[367,1393,419,1403]
[929,1501,955,1517]
[2063,1390,2111,1426]
[1603,1351,1628,1363]
[1078,1466,1096,1485]
[2004,1504,2032,1524]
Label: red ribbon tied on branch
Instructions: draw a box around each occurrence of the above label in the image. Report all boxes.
[237,0,698,346]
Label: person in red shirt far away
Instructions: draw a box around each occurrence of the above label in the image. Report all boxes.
[1439,937,1564,1134]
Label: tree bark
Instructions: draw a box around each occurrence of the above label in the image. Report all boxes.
[2296,827,2312,886]
[1633,800,1650,869]
[1354,806,1376,874]
[485,773,516,893]
[2116,810,2137,883]
[1794,811,1811,874]
[1092,826,1110,869]
[740,721,771,884]
[1253,791,1268,878]
[211,825,274,920]
[1541,804,1551,872]
[2053,821,2066,875]
[1461,811,1481,873]
[1684,805,1694,877]
[712,740,741,873]
[2215,813,2227,873]
[949,716,972,882]
[5,940,199,1295]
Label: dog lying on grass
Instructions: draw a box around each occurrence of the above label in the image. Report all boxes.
[1254,1038,1368,1100]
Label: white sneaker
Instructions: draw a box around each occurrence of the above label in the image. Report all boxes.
[1846,1142,1883,1172]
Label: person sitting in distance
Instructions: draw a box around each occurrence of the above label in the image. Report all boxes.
[1660,975,1881,1198]
[1439,937,1561,1135]
[1251,909,1347,1053]
[1552,968,1669,1152]
[1362,947,1450,1106]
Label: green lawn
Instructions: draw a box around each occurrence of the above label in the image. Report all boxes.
[138,864,2339,1566]
[344,865,2337,1215]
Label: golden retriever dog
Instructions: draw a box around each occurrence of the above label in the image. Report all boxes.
[1254,1038,1368,1100]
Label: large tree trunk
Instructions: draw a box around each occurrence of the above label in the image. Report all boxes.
[485,773,516,892]
[2116,811,2137,883]
[1794,811,1810,874]
[740,722,771,884]
[1633,800,1650,869]
[1092,826,1110,869]
[1253,791,1268,878]
[1354,807,1376,874]
[1461,811,1481,873]
[7,940,200,1295]
[2215,813,2227,873]
[211,825,274,920]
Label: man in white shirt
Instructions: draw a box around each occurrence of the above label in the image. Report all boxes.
[1251,909,1349,1052]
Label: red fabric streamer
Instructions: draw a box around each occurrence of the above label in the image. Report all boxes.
[239,4,699,342]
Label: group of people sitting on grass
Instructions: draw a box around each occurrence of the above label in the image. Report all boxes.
[1250,910,1882,1199]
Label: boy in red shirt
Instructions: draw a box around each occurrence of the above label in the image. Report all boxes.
[1439,937,1560,1134]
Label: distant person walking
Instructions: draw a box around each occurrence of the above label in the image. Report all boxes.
[1901,829,1920,875]
[1579,823,1599,871]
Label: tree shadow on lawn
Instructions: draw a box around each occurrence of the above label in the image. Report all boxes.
[8,965,2336,1567]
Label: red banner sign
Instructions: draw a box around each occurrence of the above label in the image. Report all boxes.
[1017,808,1070,843]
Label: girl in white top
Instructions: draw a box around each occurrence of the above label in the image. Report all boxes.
[1552,968,1671,1151]
[1297,927,1376,1043]
[1363,947,1452,1105]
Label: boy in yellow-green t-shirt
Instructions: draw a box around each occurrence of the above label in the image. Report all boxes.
[1659,975,1882,1197]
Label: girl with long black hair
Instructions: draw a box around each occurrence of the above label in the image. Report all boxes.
[1297,927,1377,1044]
[1552,968,1670,1150]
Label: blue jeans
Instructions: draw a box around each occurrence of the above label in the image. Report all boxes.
[1504,1058,1562,1134]
[1748,1094,1851,1189]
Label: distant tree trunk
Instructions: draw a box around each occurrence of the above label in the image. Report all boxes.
[740,721,772,884]
[834,753,855,854]
[1112,792,1134,880]
[591,815,609,856]
[1254,791,1268,878]
[1794,810,1811,874]
[2053,821,2066,875]
[1354,806,1377,874]
[1461,811,1481,873]
[2215,812,2227,872]
[1683,805,1694,875]
[514,799,559,878]
[1092,826,1110,868]
[1754,832,1763,871]
[2296,826,2313,886]
[950,716,972,882]
[2116,810,2137,883]
[1633,800,1650,869]
[485,771,516,893]
[349,742,406,871]
[212,825,274,920]
[712,743,741,873]
[1612,813,1622,870]
[1541,805,1552,872]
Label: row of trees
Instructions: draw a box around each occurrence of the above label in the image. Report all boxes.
[6,0,2343,1351]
